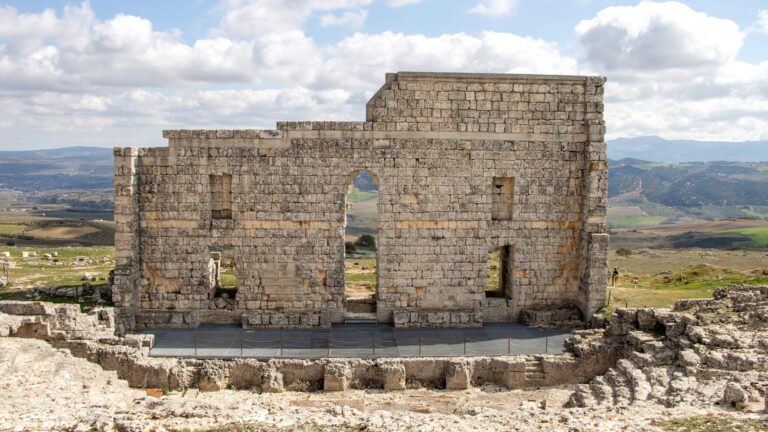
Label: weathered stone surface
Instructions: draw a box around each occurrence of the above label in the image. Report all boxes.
[520,308,581,327]
[199,362,230,392]
[722,382,748,409]
[324,363,351,392]
[113,72,608,330]
[446,362,472,390]
[380,362,406,391]
[568,285,768,410]
[261,368,284,393]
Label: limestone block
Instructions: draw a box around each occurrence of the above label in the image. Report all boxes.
[722,382,748,410]
[380,363,406,391]
[323,363,350,392]
[261,368,284,393]
[445,362,472,390]
[636,308,657,331]
[198,362,229,392]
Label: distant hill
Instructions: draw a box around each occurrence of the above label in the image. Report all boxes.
[608,159,768,207]
[608,136,768,163]
[0,146,113,193]
[0,146,113,161]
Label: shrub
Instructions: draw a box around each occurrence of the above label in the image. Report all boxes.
[354,234,376,249]
[345,242,356,254]
[5,241,15,247]
[616,247,632,257]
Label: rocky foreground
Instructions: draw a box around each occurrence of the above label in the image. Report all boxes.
[0,337,761,432]
[0,285,766,431]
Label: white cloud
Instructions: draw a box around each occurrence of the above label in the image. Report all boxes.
[320,9,367,27]
[216,0,372,37]
[572,1,768,142]
[757,10,768,33]
[319,31,576,92]
[0,5,59,39]
[0,0,767,149]
[469,0,518,16]
[385,0,423,6]
[576,1,742,72]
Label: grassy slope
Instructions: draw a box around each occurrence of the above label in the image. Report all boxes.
[0,224,25,235]
[716,226,768,248]
[608,215,668,228]
[0,246,113,291]
[347,191,378,203]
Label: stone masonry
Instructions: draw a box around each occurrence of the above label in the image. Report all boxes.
[113,72,608,332]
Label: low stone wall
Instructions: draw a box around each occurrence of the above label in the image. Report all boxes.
[55,338,617,393]
[0,301,115,340]
[135,310,200,328]
[0,300,622,393]
[242,311,327,328]
[520,307,582,328]
[392,309,482,328]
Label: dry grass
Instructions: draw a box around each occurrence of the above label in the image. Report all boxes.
[0,224,25,235]
[25,226,99,239]
[345,257,376,299]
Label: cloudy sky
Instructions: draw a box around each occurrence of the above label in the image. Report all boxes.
[0,0,766,150]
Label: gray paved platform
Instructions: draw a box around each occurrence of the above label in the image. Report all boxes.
[143,322,570,359]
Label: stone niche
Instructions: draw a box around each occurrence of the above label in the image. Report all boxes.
[112,71,608,331]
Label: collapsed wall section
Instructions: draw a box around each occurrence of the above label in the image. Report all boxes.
[114,72,607,330]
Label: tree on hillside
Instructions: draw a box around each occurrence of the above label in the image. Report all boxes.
[355,234,376,250]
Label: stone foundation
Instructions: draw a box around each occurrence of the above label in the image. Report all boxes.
[392,309,481,328]
[0,300,619,392]
[520,307,582,327]
[242,311,327,328]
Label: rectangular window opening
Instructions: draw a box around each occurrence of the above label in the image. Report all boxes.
[492,177,514,221]
[210,174,232,220]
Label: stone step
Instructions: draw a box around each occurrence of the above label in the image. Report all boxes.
[604,368,632,406]
[616,359,652,402]
[525,360,543,371]
[525,372,545,381]
[343,319,378,325]
[589,376,613,405]
[567,384,596,407]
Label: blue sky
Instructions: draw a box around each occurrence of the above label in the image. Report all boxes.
[0,0,767,149]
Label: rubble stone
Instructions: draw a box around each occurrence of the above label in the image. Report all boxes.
[722,382,748,410]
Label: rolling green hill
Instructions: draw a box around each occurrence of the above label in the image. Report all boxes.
[608,159,768,221]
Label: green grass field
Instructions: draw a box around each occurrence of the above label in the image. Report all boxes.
[0,246,114,290]
[347,191,378,203]
[715,226,768,248]
[741,208,768,219]
[220,268,238,287]
[0,224,25,235]
[608,215,668,228]
[606,262,768,312]
[654,416,766,432]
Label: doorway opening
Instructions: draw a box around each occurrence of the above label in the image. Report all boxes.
[209,249,237,310]
[344,169,379,316]
[486,245,512,298]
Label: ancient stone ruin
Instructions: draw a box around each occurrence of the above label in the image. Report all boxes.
[112,72,608,332]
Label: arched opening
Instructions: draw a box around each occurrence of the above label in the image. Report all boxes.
[344,169,379,319]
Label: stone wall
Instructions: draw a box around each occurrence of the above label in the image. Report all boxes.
[113,72,608,331]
